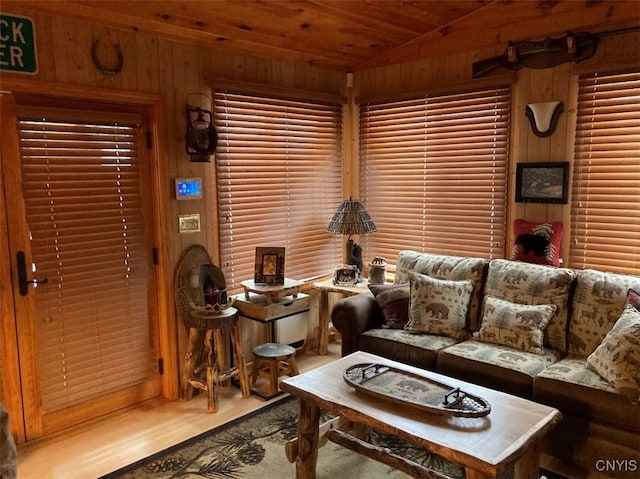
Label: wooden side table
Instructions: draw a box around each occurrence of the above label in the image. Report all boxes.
[181,307,251,413]
[240,278,303,304]
[311,278,372,355]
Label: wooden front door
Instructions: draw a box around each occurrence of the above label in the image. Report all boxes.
[1,93,162,439]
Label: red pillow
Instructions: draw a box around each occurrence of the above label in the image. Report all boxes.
[511,219,564,267]
[627,289,640,311]
[368,283,410,329]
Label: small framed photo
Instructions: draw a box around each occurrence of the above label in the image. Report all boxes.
[254,247,285,285]
[332,264,360,286]
[515,162,569,204]
[178,213,201,233]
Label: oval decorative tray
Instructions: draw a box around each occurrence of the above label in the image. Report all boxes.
[343,363,491,418]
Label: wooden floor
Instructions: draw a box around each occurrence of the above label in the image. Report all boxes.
[17,342,341,479]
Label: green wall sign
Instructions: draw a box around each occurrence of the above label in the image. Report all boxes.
[0,14,37,74]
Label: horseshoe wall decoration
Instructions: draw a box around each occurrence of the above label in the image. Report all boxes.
[91,40,123,76]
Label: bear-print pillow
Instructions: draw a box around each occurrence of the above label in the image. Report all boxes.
[404,271,473,340]
[475,296,556,354]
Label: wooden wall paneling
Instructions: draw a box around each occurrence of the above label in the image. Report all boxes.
[135,34,161,93]
[29,13,56,81]
[200,48,231,266]
[548,64,571,167]
[157,39,180,264]
[509,69,531,252]
[294,61,308,90]
[269,57,285,86]
[51,17,94,84]
[443,51,469,84]
[169,41,205,379]
[114,28,140,91]
[230,52,251,82]
[255,57,274,85]
[622,31,640,58]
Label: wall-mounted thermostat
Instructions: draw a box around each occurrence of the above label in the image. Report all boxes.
[175,177,202,200]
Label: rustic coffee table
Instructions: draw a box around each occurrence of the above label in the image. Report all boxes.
[280,351,561,479]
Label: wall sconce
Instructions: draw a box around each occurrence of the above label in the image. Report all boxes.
[186,93,217,162]
[525,101,564,137]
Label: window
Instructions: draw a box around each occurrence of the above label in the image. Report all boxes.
[570,70,640,275]
[214,89,343,291]
[359,86,511,263]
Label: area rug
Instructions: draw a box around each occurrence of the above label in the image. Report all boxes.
[100,396,564,479]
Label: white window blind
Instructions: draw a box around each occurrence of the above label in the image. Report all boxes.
[570,70,640,275]
[359,86,511,263]
[17,106,157,412]
[214,90,343,291]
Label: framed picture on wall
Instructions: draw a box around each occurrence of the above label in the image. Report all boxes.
[515,162,569,204]
[254,247,285,285]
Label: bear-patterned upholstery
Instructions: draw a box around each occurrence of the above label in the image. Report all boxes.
[346,251,488,370]
[331,250,640,477]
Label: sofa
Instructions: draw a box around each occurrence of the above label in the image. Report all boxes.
[332,250,640,478]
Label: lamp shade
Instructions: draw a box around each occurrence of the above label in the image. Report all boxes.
[326,198,377,236]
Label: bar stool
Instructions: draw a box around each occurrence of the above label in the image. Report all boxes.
[250,342,299,399]
[182,307,251,412]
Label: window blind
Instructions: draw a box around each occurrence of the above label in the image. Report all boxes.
[214,90,343,291]
[359,86,511,264]
[570,70,640,275]
[17,106,157,412]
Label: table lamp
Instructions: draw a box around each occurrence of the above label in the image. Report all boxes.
[326,198,377,277]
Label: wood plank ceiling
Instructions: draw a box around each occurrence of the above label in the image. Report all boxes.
[5,0,640,70]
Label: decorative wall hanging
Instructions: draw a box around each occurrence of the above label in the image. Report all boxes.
[473,31,598,78]
[515,162,569,204]
[91,39,123,76]
[525,101,564,137]
[186,93,217,162]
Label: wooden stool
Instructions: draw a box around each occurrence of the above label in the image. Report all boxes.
[250,342,299,399]
[181,307,251,413]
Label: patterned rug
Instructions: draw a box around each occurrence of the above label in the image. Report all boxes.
[100,396,563,479]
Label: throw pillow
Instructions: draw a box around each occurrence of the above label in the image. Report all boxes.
[404,271,473,340]
[587,304,640,403]
[368,283,410,329]
[511,219,563,267]
[475,296,557,354]
[627,289,640,311]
